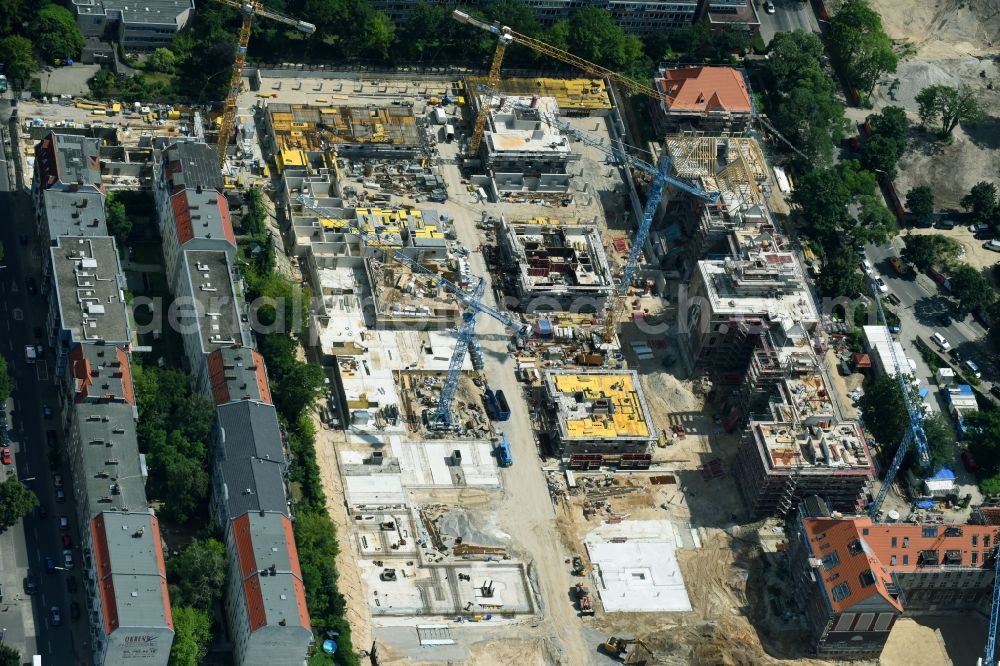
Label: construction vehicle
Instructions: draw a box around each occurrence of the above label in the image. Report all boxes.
[574,583,594,615]
[494,433,513,467]
[602,636,651,664]
[210,0,315,167]
[451,9,658,155]
[483,387,510,421]
[298,197,529,429]
[571,555,585,576]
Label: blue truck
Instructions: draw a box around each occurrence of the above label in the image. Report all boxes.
[483,388,511,421]
[495,433,513,467]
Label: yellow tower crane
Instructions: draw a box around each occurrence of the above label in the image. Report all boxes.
[212,0,316,168]
[451,9,659,154]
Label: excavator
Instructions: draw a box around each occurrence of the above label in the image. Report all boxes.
[601,636,652,665]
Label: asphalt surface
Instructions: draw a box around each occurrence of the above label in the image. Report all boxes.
[0,188,89,664]
[757,0,821,44]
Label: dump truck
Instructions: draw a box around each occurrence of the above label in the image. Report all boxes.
[495,433,513,467]
[483,388,510,421]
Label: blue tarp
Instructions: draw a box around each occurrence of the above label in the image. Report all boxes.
[929,468,956,480]
[915,499,936,509]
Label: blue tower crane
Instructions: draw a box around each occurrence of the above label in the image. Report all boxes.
[297,196,528,430]
[524,108,721,342]
[866,278,930,519]
[982,546,1000,666]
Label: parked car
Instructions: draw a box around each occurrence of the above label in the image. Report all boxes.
[61,533,72,549]
[874,276,889,293]
[984,240,1000,253]
[937,219,956,230]
[931,332,951,351]
[50,606,61,626]
[763,0,776,13]
[53,473,63,488]
[45,556,56,574]
[70,601,81,621]
[58,515,69,531]
[964,359,982,379]
[38,505,47,518]
[24,576,38,595]
[46,430,58,448]
[1,447,10,465]
[63,549,73,569]
[860,259,874,276]
[32,326,43,339]
[43,404,53,419]
[962,450,978,474]
[55,487,66,503]
[889,256,907,274]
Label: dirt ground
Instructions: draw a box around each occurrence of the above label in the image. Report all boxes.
[867,0,1000,60]
[905,226,1000,273]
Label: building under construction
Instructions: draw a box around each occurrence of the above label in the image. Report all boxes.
[496,216,614,311]
[261,102,426,160]
[540,370,656,462]
[465,77,613,117]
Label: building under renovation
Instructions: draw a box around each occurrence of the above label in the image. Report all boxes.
[465,77,613,117]
[497,216,614,311]
[541,370,656,464]
[789,497,999,659]
[481,96,577,174]
[653,66,754,133]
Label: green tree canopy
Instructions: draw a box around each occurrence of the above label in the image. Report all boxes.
[960,181,998,225]
[147,430,209,524]
[148,47,177,73]
[0,478,38,530]
[105,191,132,244]
[858,373,912,458]
[900,234,961,271]
[860,135,901,180]
[168,606,212,666]
[294,510,344,625]
[0,356,12,403]
[916,84,984,137]
[766,31,825,90]
[868,106,909,147]
[36,4,85,61]
[0,35,36,86]
[0,644,20,666]
[966,410,1000,491]
[921,412,955,472]
[816,247,864,298]
[905,185,934,223]
[948,264,996,316]
[853,195,897,245]
[550,7,649,75]
[772,67,848,164]
[827,0,898,96]
[167,539,226,609]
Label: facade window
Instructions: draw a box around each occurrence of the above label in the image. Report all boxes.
[859,570,876,588]
[986,535,991,548]
[890,555,897,565]
[903,555,909,565]
[922,526,938,537]
[822,551,841,570]
[832,582,851,601]
[973,535,978,546]
[863,528,869,535]
[903,537,909,548]
[972,552,979,565]
[892,537,897,548]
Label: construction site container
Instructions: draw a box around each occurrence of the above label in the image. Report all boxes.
[444,124,455,142]
[167,110,181,120]
[495,433,513,467]
[535,319,553,338]
[432,107,447,125]
[483,388,510,421]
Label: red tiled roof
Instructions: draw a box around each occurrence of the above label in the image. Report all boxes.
[803,517,902,614]
[657,66,752,114]
[91,515,120,635]
[281,514,311,632]
[148,515,173,630]
[69,347,93,402]
[232,514,267,631]
[115,347,135,406]
[206,349,273,406]
[168,191,236,247]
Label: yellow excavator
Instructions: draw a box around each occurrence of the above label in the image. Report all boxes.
[601,636,652,664]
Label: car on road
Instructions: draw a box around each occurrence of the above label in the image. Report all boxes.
[889,256,907,274]
[59,515,69,530]
[70,601,81,621]
[984,240,1000,253]
[53,473,64,488]
[860,259,874,276]
[931,332,952,351]
[43,404,53,419]
[1,447,10,465]
[874,276,889,293]
[63,549,74,569]
[50,606,61,626]
[26,277,37,295]
[24,576,38,595]
[45,556,56,573]
[964,359,982,379]
[55,487,66,503]
[61,533,72,549]
[962,449,979,474]
[46,430,58,448]
[936,219,956,230]
[763,0,776,12]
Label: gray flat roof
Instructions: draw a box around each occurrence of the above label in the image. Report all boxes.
[181,250,247,353]
[42,190,107,241]
[69,344,133,403]
[208,348,271,406]
[162,141,223,192]
[218,457,288,518]
[168,187,234,245]
[72,0,192,25]
[93,512,170,630]
[217,401,285,464]
[76,401,147,519]
[51,236,129,345]
[36,133,101,188]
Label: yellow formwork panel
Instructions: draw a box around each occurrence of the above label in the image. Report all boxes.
[466,77,612,112]
[554,373,650,439]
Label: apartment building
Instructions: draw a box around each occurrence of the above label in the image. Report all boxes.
[32,133,104,240]
[653,66,754,133]
[789,498,999,659]
[71,0,194,51]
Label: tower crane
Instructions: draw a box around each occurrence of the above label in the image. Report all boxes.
[520,104,719,342]
[981,546,1000,666]
[451,9,658,155]
[296,196,528,430]
[866,277,929,519]
[212,0,315,168]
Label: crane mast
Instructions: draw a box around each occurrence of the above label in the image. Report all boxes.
[212,0,315,169]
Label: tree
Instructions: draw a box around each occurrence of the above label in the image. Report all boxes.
[293,510,343,625]
[0,35,36,86]
[858,374,910,450]
[772,67,848,164]
[966,410,1000,484]
[0,645,20,666]
[167,539,226,609]
[36,5,85,61]
[560,7,649,74]
[853,195,897,245]
[766,31,825,90]
[949,264,996,316]
[860,135,901,180]
[357,9,396,61]
[915,84,984,137]
[0,0,29,35]
[169,606,212,666]
[905,185,934,224]
[816,247,864,298]
[922,413,955,472]
[147,430,208,524]
[484,0,540,36]
[960,181,998,225]
[900,234,961,271]
[0,356,11,403]
[827,0,898,96]
[105,191,131,244]
[868,106,909,147]
[0,478,38,530]
[148,47,177,73]
[274,360,326,422]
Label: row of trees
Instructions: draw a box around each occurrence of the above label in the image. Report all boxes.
[826,0,899,100]
[167,538,227,665]
[0,3,85,86]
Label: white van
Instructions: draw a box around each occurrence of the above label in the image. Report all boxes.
[931,333,951,351]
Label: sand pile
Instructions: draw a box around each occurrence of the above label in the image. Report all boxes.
[867,0,1000,59]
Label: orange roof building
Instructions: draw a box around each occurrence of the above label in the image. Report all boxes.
[791,498,999,659]
[654,66,753,132]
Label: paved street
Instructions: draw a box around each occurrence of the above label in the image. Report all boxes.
[0,188,89,664]
[757,0,821,44]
